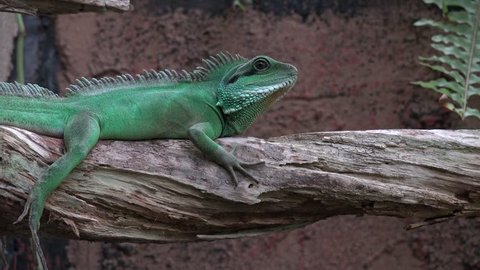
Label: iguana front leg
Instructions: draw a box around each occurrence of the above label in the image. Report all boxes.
[14,112,100,270]
[188,122,260,186]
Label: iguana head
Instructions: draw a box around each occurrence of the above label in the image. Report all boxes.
[215,55,298,136]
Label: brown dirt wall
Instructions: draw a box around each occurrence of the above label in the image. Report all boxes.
[52,0,480,269]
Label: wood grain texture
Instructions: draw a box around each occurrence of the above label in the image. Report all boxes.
[0,0,130,15]
[0,127,479,241]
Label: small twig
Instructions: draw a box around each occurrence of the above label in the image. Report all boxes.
[15,13,24,84]
[405,215,455,230]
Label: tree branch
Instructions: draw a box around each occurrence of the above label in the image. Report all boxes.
[0,0,130,15]
[0,127,479,241]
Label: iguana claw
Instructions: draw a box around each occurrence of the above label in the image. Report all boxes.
[220,146,264,186]
[227,161,260,186]
[13,194,32,224]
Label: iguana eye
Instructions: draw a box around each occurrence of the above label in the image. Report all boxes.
[253,58,270,71]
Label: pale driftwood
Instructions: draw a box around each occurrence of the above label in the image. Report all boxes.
[0,127,479,241]
[0,0,130,15]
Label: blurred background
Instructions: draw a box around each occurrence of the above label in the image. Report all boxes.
[1,0,479,269]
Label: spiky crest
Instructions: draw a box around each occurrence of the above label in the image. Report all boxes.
[65,52,246,96]
[0,82,59,98]
[0,52,245,98]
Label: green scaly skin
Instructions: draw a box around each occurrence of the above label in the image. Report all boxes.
[0,53,297,270]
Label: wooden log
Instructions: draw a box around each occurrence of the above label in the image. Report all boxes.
[0,0,130,15]
[0,127,479,241]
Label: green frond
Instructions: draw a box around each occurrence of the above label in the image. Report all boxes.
[418,62,465,84]
[419,55,467,73]
[431,34,470,53]
[430,43,469,62]
[413,79,464,104]
[415,0,480,119]
[414,19,471,38]
[465,107,480,117]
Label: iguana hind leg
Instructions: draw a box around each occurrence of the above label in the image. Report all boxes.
[14,112,100,270]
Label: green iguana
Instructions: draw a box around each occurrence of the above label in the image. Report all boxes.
[0,52,297,269]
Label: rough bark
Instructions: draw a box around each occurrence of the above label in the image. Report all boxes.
[0,0,130,15]
[0,127,479,242]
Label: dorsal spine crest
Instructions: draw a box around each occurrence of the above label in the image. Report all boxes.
[62,52,245,95]
[0,52,246,98]
[0,82,58,98]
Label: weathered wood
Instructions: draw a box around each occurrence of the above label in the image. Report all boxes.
[0,0,130,15]
[0,127,479,241]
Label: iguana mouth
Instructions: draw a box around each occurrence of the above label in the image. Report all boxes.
[273,76,297,97]
[247,75,297,101]
[269,78,296,101]
[247,75,297,88]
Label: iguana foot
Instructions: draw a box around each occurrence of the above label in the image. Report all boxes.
[212,146,263,186]
[187,124,264,187]
[225,160,260,186]
[13,194,32,224]
[14,188,48,270]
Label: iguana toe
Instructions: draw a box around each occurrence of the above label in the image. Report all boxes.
[13,195,32,224]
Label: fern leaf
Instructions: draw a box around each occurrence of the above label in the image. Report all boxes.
[465,107,480,118]
[415,0,480,119]
[419,55,467,72]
